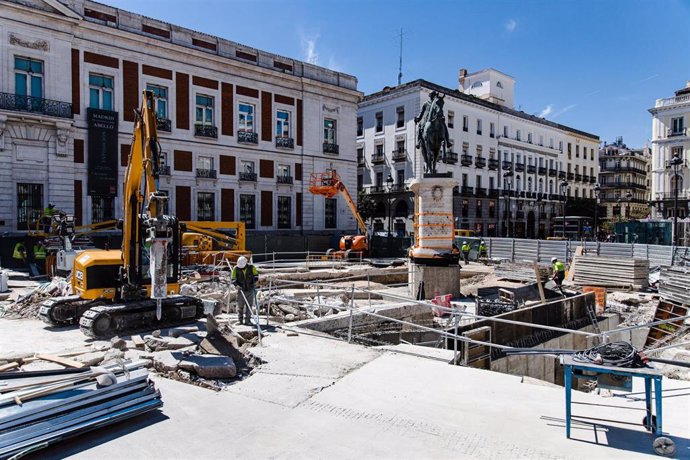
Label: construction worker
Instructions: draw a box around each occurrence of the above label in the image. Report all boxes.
[231,256,259,326]
[461,241,471,266]
[33,240,47,274]
[551,257,566,288]
[42,203,56,232]
[478,240,488,259]
[13,241,27,264]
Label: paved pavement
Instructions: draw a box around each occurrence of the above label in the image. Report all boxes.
[3,322,678,460]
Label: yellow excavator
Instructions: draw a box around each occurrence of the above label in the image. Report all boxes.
[39,91,204,338]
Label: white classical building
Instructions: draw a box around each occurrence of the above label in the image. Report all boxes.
[649,81,690,221]
[0,0,361,236]
[358,69,600,238]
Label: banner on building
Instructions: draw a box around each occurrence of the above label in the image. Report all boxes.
[87,108,118,196]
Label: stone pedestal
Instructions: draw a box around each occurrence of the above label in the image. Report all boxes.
[408,175,458,264]
[409,264,460,300]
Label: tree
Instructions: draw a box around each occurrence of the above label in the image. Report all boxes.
[357,190,376,228]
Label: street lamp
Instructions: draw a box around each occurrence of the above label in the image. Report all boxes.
[625,190,632,221]
[560,180,568,238]
[504,171,514,238]
[668,151,684,246]
[593,183,600,241]
[385,173,394,236]
[616,197,622,223]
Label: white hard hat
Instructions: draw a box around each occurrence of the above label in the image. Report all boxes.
[237,256,248,269]
[463,241,467,244]
[551,257,557,263]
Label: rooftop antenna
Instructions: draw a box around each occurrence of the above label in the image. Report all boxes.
[396,28,405,86]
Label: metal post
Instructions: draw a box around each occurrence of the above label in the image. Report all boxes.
[673,163,679,247]
[266,278,272,326]
[452,304,458,364]
[347,283,355,343]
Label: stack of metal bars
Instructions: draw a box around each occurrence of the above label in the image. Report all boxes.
[658,266,690,305]
[572,256,649,289]
[0,360,161,458]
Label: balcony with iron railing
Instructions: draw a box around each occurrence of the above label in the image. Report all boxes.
[323,142,339,155]
[275,136,294,149]
[0,92,73,119]
[514,162,525,172]
[488,159,499,170]
[391,184,407,193]
[475,157,486,168]
[527,165,536,174]
[461,154,473,166]
[369,185,385,194]
[371,152,385,164]
[590,176,597,184]
[599,181,646,189]
[600,165,646,175]
[239,171,257,182]
[666,127,688,138]
[392,149,407,161]
[461,185,474,195]
[196,168,217,179]
[475,187,487,196]
[502,161,513,171]
[502,189,515,197]
[558,171,566,179]
[574,174,582,182]
[488,188,499,198]
[238,130,258,144]
[549,168,558,176]
[158,165,171,176]
[194,124,218,138]
[567,172,574,181]
[157,117,171,132]
[357,155,365,167]
[443,152,458,164]
[277,175,293,184]
[538,167,547,175]
[583,175,590,183]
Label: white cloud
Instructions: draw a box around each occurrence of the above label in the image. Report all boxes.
[552,104,577,119]
[538,105,553,118]
[327,56,341,72]
[505,19,517,33]
[300,32,320,65]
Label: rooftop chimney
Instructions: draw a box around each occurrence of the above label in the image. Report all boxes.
[458,68,468,90]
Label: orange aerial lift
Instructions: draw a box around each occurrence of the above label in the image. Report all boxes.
[308,170,369,258]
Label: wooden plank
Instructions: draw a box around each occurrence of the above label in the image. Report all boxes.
[567,246,583,282]
[36,354,85,369]
[132,335,145,349]
[533,262,546,304]
[0,362,19,372]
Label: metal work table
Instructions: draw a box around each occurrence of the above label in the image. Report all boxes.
[561,355,676,456]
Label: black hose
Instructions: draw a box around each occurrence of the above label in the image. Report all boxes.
[572,342,646,368]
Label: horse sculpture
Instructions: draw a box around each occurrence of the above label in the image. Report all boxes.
[416,92,450,175]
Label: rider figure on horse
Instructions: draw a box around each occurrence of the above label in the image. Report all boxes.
[414,90,450,174]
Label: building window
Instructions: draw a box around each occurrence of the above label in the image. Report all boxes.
[476,119,482,135]
[476,199,483,217]
[447,111,454,129]
[324,118,337,144]
[357,116,363,136]
[375,112,383,133]
[503,126,508,138]
[276,109,290,137]
[376,171,383,187]
[672,117,685,134]
[489,122,495,138]
[14,56,43,102]
[147,84,168,120]
[16,183,43,231]
[559,141,563,151]
[241,160,255,174]
[462,199,469,218]
[89,74,114,110]
[463,115,469,132]
[396,106,405,128]
[357,174,363,189]
[325,198,337,228]
[195,94,214,126]
[197,155,214,173]
[278,164,291,183]
[278,196,291,229]
[197,192,215,221]
[575,145,580,158]
[516,130,521,141]
[489,200,496,218]
[527,133,533,144]
[397,169,405,185]
[91,196,115,224]
[239,103,255,132]
[240,194,256,229]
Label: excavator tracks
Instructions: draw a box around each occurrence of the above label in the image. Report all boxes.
[39,296,99,327]
[79,296,204,339]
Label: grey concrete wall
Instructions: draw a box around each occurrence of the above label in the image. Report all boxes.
[409,264,461,300]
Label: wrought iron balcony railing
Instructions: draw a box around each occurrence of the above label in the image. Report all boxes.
[514,162,525,172]
[488,188,499,198]
[323,142,339,155]
[0,92,72,119]
[475,157,486,168]
[239,172,257,181]
[275,136,294,149]
[488,159,499,170]
[461,185,474,195]
[392,149,407,161]
[574,174,582,182]
[369,185,385,193]
[502,161,513,171]
[538,167,547,175]
[157,117,171,132]
[194,124,218,138]
[461,154,473,166]
[549,168,558,176]
[391,184,406,193]
[196,168,217,179]
[238,130,258,144]
[443,152,458,164]
[371,152,385,164]
[527,165,536,174]
[475,187,487,196]
[567,172,574,181]
[558,171,566,179]
[277,175,293,184]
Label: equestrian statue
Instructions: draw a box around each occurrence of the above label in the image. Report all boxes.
[414,90,450,175]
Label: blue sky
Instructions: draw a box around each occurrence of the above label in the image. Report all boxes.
[106,0,690,147]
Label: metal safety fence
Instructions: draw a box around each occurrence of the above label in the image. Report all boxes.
[484,238,690,266]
